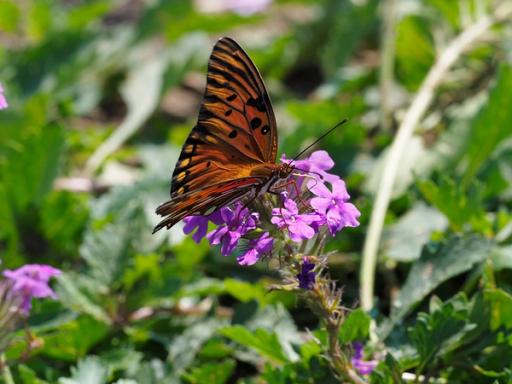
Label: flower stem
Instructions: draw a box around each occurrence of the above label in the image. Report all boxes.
[1,354,15,384]
[304,282,367,384]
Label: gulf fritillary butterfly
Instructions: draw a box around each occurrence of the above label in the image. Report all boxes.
[153,37,292,233]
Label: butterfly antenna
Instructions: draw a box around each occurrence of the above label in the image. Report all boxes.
[291,118,348,162]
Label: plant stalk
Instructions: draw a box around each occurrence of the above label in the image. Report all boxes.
[359,2,512,314]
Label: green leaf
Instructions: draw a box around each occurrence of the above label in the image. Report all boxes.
[418,177,489,233]
[40,316,109,361]
[484,288,512,330]
[0,0,20,32]
[220,325,289,364]
[371,353,404,384]
[339,309,371,343]
[396,16,435,90]
[463,64,512,186]
[40,191,89,253]
[169,318,229,372]
[18,365,49,384]
[381,234,493,338]
[182,359,235,384]
[408,294,474,371]
[1,124,64,213]
[491,245,512,271]
[58,356,107,384]
[384,202,447,262]
[56,272,111,323]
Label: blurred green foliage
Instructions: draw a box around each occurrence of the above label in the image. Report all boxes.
[1,0,512,382]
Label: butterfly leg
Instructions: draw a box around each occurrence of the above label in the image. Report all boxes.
[270,178,309,210]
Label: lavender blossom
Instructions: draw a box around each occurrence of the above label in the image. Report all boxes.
[0,83,8,110]
[351,342,378,375]
[183,211,223,243]
[237,232,273,265]
[310,179,360,235]
[195,0,272,16]
[207,203,258,256]
[271,198,321,242]
[3,264,61,314]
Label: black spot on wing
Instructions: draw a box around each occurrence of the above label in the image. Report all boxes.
[250,117,262,129]
[247,96,266,113]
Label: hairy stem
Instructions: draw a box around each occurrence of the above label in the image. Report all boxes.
[304,281,367,384]
[360,2,512,313]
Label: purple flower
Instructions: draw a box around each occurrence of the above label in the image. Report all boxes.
[310,179,360,235]
[183,211,223,243]
[351,342,377,375]
[282,150,340,183]
[207,203,258,256]
[195,0,272,16]
[3,264,61,314]
[271,198,321,242]
[0,84,8,110]
[238,232,273,265]
[297,257,315,289]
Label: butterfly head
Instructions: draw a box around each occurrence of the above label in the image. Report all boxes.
[277,162,294,179]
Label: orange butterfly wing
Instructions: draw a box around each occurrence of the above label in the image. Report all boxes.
[154,37,278,232]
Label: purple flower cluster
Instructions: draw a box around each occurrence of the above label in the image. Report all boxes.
[182,151,360,268]
[351,342,378,375]
[183,203,273,266]
[0,83,8,110]
[2,264,61,314]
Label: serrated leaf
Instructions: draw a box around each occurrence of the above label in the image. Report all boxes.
[55,272,111,323]
[408,294,474,370]
[182,359,235,384]
[58,356,107,384]
[244,304,301,362]
[168,318,229,372]
[220,325,289,364]
[339,309,371,343]
[381,234,493,338]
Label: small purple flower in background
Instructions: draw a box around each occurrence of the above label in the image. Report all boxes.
[351,342,378,375]
[207,203,258,256]
[238,232,273,265]
[3,264,61,314]
[271,198,321,242]
[297,257,315,289]
[310,179,361,235]
[194,0,272,16]
[0,83,8,110]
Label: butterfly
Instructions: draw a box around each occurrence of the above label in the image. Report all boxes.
[153,37,292,233]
